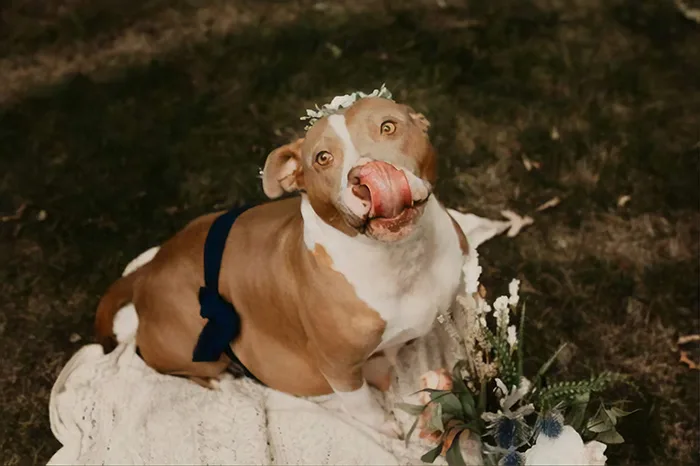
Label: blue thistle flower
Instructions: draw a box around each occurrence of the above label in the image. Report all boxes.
[498,449,525,466]
[538,410,565,439]
[495,417,517,448]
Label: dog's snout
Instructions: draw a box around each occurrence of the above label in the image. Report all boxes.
[347,166,363,186]
[352,185,371,202]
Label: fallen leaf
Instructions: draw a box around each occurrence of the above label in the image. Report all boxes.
[522,155,542,171]
[678,334,700,345]
[679,350,699,370]
[1,202,27,222]
[441,423,466,456]
[501,210,534,237]
[69,333,82,343]
[325,42,342,58]
[164,206,179,215]
[617,195,632,207]
[536,196,561,212]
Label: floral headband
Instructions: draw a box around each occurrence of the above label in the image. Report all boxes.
[300,84,393,130]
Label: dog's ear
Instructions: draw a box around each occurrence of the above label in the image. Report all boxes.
[403,105,431,135]
[262,138,305,199]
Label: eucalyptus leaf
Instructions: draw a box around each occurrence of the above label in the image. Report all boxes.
[427,402,444,432]
[397,402,427,416]
[586,407,614,434]
[421,444,443,464]
[610,407,637,419]
[595,429,625,444]
[445,434,468,466]
[405,417,419,447]
[459,392,477,419]
[433,393,464,418]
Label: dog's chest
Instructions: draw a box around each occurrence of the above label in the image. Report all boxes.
[306,199,464,352]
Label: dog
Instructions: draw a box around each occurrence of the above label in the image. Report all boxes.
[95,96,469,437]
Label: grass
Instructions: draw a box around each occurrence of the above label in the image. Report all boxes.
[0,0,698,464]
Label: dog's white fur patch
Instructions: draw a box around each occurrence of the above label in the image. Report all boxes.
[328,114,360,191]
[301,195,464,353]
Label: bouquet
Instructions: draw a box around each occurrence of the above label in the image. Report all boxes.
[398,279,634,466]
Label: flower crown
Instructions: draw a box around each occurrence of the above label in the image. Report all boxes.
[300,84,393,130]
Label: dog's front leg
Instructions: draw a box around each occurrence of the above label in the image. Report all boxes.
[322,365,402,439]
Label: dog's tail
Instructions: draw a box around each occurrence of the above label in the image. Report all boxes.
[95,267,145,353]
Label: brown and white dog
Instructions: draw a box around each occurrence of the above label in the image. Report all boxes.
[95,96,468,437]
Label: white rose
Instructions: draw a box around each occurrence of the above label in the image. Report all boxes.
[525,426,606,465]
[584,441,607,465]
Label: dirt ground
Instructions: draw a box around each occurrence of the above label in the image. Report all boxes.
[0,0,698,464]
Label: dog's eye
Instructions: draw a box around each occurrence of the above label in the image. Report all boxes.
[380,121,397,135]
[315,151,333,166]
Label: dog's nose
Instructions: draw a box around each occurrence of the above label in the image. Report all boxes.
[348,166,372,202]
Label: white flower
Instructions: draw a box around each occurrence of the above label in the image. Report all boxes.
[479,316,487,328]
[584,441,608,465]
[508,278,520,306]
[494,296,510,329]
[300,84,393,129]
[507,325,517,348]
[518,377,532,396]
[525,426,607,465]
[328,94,356,109]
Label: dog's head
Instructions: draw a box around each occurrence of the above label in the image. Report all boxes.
[262,97,436,242]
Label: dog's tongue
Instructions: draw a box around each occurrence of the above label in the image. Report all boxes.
[358,161,413,218]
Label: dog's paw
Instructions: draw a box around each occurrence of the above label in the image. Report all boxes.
[378,420,403,439]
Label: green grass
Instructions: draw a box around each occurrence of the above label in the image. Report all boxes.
[0,0,698,464]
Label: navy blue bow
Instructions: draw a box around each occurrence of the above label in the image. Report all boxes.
[192,285,242,362]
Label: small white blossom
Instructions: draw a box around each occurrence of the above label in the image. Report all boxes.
[508,278,521,306]
[518,377,532,396]
[479,316,487,328]
[507,325,517,348]
[300,84,393,129]
[494,296,510,329]
[329,94,356,109]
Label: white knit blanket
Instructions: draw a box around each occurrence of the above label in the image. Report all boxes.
[48,209,531,465]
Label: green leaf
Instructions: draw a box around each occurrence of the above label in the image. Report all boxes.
[458,391,477,419]
[565,392,590,432]
[517,301,527,379]
[396,402,426,416]
[478,387,487,414]
[595,429,625,444]
[535,343,567,384]
[586,405,615,433]
[609,407,638,419]
[445,434,467,466]
[433,392,464,418]
[427,402,444,432]
[603,408,619,426]
[452,361,470,393]
[405,417,419,447]
[413,388,452,397]
[484,327,518,389]
[420,444,443,464]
